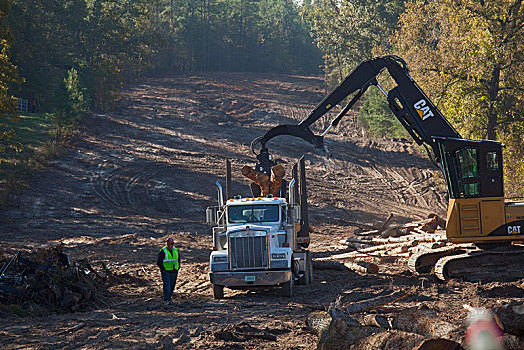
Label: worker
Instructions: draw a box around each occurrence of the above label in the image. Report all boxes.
[157,237,180,306]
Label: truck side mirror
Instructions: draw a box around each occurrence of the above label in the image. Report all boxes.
[206,207,217,225]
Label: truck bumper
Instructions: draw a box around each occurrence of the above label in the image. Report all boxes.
[210,270,291,287]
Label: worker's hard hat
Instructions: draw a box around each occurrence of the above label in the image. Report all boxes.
[166,237,174,244]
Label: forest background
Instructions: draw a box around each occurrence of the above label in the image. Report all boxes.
[0,0,522,202]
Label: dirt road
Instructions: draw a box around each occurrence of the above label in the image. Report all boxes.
[1,73,522,349]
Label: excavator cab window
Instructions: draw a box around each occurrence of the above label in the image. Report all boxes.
[454,146,480,197]
[486,152,499,171]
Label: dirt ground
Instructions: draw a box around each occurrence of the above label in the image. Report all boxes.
[1,72,523,349]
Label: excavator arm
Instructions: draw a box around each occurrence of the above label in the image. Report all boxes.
[251,55,460,169]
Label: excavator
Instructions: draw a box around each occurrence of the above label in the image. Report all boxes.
[250,55,524,281]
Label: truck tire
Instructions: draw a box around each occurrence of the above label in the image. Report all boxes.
[280,277,293,297]
[213,284,224,299]
[297,251,312,285]
[307,251,313,283]
[297,258,310,285]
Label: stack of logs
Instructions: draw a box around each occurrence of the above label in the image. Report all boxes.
[314,214,448,276]
[306,295,524,350]
[241,164,285,197]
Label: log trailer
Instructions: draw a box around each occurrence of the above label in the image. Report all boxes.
[250,55,524,281]
[206,158,313,298]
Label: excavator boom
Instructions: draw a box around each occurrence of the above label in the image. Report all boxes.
[253,55,460,162]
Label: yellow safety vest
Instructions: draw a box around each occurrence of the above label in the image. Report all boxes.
[162,246,179,271]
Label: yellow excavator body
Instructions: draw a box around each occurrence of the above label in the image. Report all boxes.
[446,198,524,243]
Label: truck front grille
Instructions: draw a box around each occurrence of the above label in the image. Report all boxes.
[229,232,268,270]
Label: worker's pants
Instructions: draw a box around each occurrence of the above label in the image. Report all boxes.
[161,269,178,301]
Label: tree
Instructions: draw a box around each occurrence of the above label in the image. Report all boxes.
[306,0,406,86]
[358,87,407,138]
[306,0,407,137]
[0,0,21,154]
[393,0,524,196]
[50,68,88,141]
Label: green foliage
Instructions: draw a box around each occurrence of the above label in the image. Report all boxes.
[358,87,408,138]
[305,0,407,137]
[393,0,524,197]
[0,0,21,155]
[305,0,406,87]
[49,68,88,138]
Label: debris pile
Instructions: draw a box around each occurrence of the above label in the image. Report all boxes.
[0,245,111,313]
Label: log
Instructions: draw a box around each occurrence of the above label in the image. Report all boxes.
[415,338,463,350]
[312,261,378,274]
[343,261,379,274]
[371,234,441,245]
[345,290,408,314]
[317,321,384,350]
[306,311,332,336]
[269,164,285,197]
[428,213,446,229]
[390,245,410,255]
[313,261,348,271]
[420,217,438,233]
[390,305,458,339]
[316,295,462,350]
[354,330,425,350]
[362,314,391,329]
[346,242,373,250]
[318,242,417,261]
[414,227,436,235]
[241,165,270,196]
[342,238,375,245]
[502,334,524,350]
[354,229,380,236]
[381,214,394,230]
[242,164,285,197]
[494,303,524,336]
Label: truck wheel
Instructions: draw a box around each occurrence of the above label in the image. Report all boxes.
[280,277,293,297]
[307,252,313,283]
[213,284,224,299]
[297,260,310,285]
[297,252,312,285]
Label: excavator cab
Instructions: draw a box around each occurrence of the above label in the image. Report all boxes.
[434,138,515,242]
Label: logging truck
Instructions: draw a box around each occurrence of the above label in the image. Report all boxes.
[206,158,313,298]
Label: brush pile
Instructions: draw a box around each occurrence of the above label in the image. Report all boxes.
[0,244,111,313]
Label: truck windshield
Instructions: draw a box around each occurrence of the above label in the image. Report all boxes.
[228,204,279,224]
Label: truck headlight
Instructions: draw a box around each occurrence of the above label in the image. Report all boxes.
[213,256,228,263]
[271,253,286,260]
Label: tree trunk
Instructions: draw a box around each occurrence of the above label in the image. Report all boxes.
[486,65,500,140]
[494,303,524,336]
[390,305,459,340]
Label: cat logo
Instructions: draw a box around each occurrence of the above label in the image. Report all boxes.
[507,225,521,235]
[414,99,435,120]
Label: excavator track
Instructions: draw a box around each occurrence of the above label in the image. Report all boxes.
[407,245,472,274]
[434,246,524,282]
